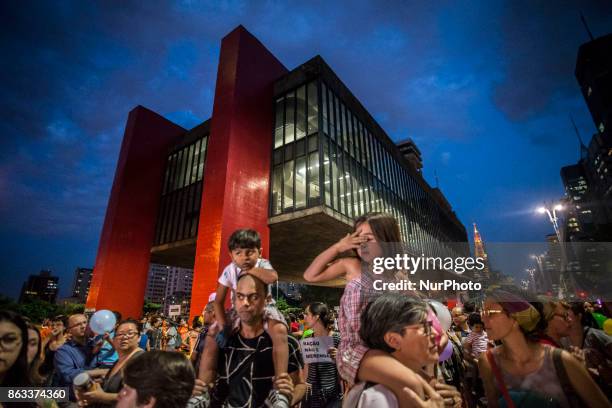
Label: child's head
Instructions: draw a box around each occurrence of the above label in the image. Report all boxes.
[354,212,402,264]
[228,229,262,270]
[468,312,484,333]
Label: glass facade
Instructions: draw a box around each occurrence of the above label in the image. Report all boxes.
[271,78,465,256]
[272,82,320,215]
[154,136,208,245]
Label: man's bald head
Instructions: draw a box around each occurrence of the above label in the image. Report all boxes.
[235,274,269,326]
[236,273,268,296]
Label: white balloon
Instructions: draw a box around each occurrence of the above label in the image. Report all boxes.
[428,300,452,332]
[89,310,116,334]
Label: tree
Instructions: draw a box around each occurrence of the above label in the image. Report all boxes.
[143,300,162,315]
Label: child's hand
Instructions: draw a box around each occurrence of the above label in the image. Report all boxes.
[327,347,338,359]
[334,232,367,253]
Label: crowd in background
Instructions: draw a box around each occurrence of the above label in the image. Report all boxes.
[1,217,611,408]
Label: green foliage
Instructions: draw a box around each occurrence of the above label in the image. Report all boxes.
[274,296,303,317]
[143,300,162,315]
[0,295,85,323]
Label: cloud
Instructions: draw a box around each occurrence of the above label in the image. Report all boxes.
[491,0,612,122]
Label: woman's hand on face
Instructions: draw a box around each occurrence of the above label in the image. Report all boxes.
[335,232,367,253]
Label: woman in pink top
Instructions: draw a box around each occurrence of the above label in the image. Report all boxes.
[303,212,431,407]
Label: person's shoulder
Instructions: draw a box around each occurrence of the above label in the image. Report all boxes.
[346,383,398,408]
[221,262,238,275]
[586,327,611,342]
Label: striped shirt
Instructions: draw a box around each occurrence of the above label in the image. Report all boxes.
[304,332,342,408]
[464,330,488,357]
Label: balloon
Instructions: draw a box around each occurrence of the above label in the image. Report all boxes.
[438,341,453,362]
[592,313,607,329]
[428,300,452,332]
[89,310,116,334]
[604,319,612,336]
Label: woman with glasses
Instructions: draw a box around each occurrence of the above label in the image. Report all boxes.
[0,311,31,388]
[477,289,608,408]
[538,301,572,348]
[77,319,144,407]
[346,293,460,408]
[0,311,38,408]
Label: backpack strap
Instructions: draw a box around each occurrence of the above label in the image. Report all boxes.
[486,349,516,408]
[552,347,582,407]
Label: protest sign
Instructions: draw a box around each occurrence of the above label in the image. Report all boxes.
[300,336,334,364]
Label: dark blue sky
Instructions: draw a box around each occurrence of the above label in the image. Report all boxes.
[1,1,611,299]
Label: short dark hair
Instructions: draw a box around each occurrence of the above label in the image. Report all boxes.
[228,229,261,251]
[236,273,269,296]
[359,293,428,353]
[123,351,194,408]
[463,301,476,314]
[52,315,68,327]
[468,313,483,327]
[116,319,141,333]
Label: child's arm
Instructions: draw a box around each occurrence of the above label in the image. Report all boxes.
[247,267,278,284]
[214,284,229,327]
[303,232,365,283]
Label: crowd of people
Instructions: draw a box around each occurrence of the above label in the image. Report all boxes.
[1,215,611,408]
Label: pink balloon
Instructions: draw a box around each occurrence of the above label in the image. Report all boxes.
[438,341,453,362]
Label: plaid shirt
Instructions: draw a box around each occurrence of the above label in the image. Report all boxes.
[336,274,375,386]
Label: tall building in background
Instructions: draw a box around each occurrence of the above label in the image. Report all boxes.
[544,234,562,296]
[163,266,193,316]
[71,267,93,302]
[145,264,169,304]
[572,32,612,239]
[145,263,193,315]
[19,270,59,303]
[86,26,468,320]
[472,223,490,284]
[552,30,612,299]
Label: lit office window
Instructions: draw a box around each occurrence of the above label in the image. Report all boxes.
[283,160,294,210]
[323,139,331,207]
[296,85,306,140]
[285,92,296,144]
[295,156,307,208]
[307,82,318,134]
[275,97,284,148]
[321,82,329,136]
[272,166,282,215]
[308,152,320,203]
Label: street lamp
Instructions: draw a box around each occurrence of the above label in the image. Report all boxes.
[536,202,564,241]
[536,202,570,298]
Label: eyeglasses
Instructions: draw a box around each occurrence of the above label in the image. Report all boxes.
[68,321,87,329]
[115,331,139,339]
[481,309,505,318]
[404,320,433,337]
[551,312,571,322]
[0,334,22,351]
